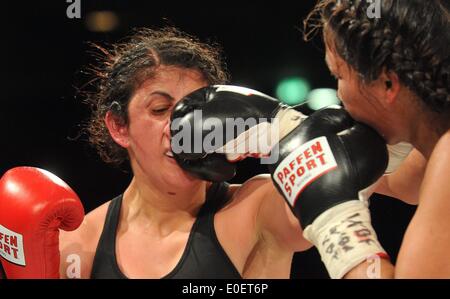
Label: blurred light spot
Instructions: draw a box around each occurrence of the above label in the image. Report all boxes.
[85,11,119,32]
[275,77,311,106]
[307,88,341,110]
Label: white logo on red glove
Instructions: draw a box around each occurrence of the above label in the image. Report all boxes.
[0,225,26,266]
[273,136,338,207]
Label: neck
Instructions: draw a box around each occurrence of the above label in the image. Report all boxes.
[393,92,447,160]
[407,113,442,160]
[122,176,207,236]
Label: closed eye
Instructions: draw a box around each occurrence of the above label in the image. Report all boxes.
[145,91,175,116]
[151,106,171,115]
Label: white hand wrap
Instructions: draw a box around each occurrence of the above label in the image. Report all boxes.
[303,200,387,279]
[218,106,308,161]
[386,142,413,174]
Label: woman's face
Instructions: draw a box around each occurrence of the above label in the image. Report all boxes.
[325,44,398,143]
[118,65,208,191]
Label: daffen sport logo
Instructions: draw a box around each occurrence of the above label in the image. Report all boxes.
[0,225,26,266]
[272,137,338,207]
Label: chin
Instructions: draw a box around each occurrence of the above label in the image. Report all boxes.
[164,175,203,194]
[164,158,202,187]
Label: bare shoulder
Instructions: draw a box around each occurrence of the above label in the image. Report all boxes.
[422,131,450,194]
[214,175,283,271]
[231,174,272,199]
[395,131,450,277]
[424,131,450,188]
[220,174,273,211]
[433,130,450,159]
[225,174,311,252]
[59,200,111,278]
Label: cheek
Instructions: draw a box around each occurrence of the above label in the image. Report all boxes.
[337,81,344,101]
[337,81,365,119]
[338,80,363,107]
[337,81,352,105]
[128,118,166,153]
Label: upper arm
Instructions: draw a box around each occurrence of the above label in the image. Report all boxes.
[375,149,426,205]
[253,175,312,253]
[59,221,96,278]
[59,201,109,279]
[395,134,450,278]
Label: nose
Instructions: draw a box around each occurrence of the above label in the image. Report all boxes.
[164,118,171,138]
[336,88,344,103]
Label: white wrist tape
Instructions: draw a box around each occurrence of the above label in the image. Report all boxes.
[303,200,387,279]
[386,142,413,174]
[218,106,307,161]
[275,106,307,140]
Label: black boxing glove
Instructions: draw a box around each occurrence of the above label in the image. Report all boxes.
[172,153,236,182]
[269,107,390,278]
[170,85,306,181]
[171,85,280,155]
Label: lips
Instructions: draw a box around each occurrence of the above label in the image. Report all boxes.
[165,151,174,158]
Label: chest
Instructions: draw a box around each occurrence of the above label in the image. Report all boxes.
[112,204,289,278]
[115,222,193,278]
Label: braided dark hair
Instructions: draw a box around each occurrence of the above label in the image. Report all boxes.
[305,0,450,115]
[84,27,229,166]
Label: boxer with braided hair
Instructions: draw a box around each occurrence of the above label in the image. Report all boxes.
[301,0,450,278]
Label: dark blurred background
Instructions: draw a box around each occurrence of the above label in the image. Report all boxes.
[3,0,416,278]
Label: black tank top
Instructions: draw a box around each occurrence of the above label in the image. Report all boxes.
[90,182,242,279]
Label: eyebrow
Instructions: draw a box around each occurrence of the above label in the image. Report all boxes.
[144,91,175,105]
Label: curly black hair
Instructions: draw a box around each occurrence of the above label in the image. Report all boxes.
[83,27,229,166]
[305,0,450,116]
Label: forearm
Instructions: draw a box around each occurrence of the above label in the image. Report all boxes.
[373,149,426,205]
[373,175,398,199]
[374,174,421,205]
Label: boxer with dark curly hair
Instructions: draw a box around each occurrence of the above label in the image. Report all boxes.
[58,27,312,279]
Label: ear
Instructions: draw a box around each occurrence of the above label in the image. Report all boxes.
[379,70,401,104]
[105,111,130,148]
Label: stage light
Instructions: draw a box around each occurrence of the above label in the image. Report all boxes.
[306,88,341,110]
[275,77,310,105]
[85,11,119,32]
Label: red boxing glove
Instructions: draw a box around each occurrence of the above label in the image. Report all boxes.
[0,167,84,278]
